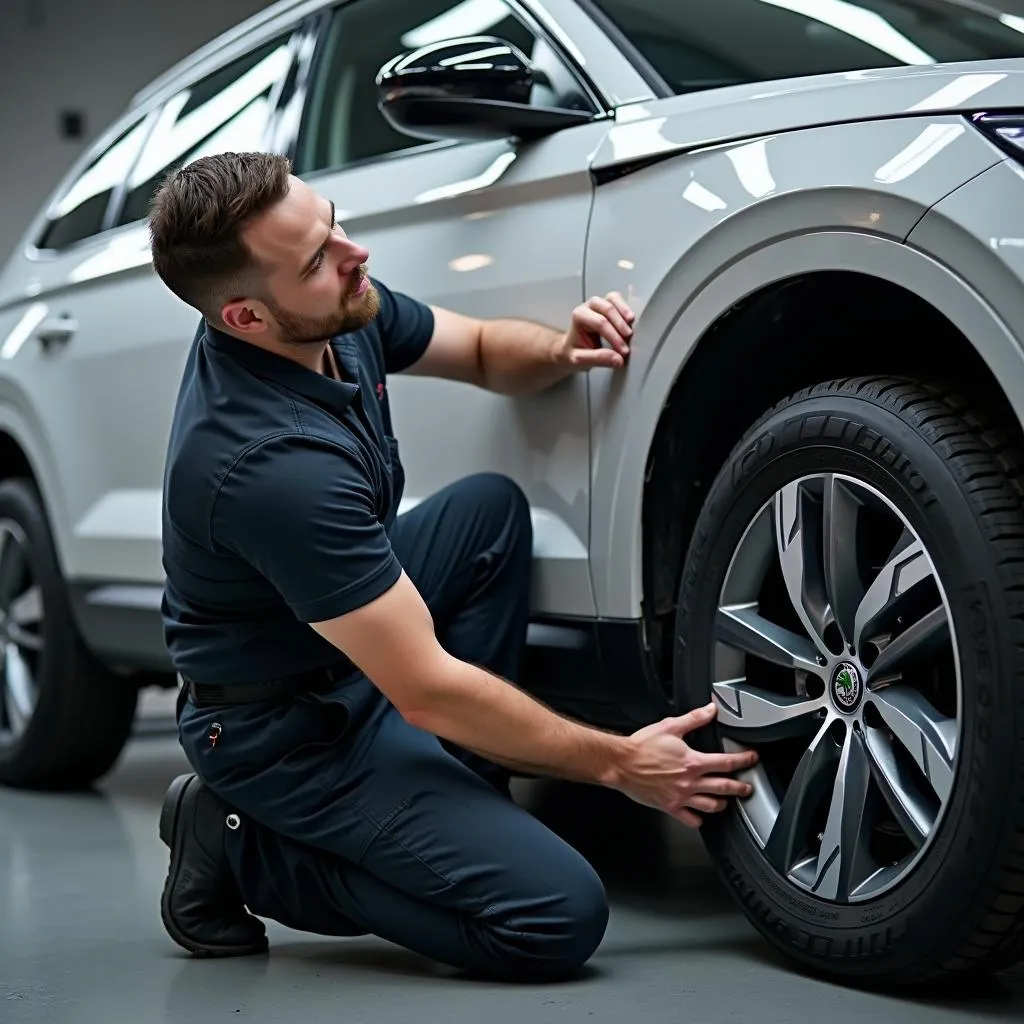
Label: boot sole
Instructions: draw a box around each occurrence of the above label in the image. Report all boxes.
[159,773,269,958]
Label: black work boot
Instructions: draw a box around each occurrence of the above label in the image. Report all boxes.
[159,773,268,957]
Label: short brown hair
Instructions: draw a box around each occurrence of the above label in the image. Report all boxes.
[148,151,291,323]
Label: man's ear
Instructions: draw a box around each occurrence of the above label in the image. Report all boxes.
[221,300,269,336]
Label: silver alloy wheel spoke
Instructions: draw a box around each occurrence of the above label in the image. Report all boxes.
[6,623,41,652]
[823,475,864,647]
[774,481,832,659]
[8,585,41,629]
[867,606,949,683]
[714,473,961,904]
[854,538,933,656]
[868,686,956,804]
[763,720,840,873]
[863,724,932,845]
[713,679,823,742]
[3,644,35,736]
[0,521,42,745]
[716,605,822,675]
[798,727,874,901]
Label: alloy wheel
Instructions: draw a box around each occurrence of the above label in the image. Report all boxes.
[713,473,962,903]
[0,520,43,747]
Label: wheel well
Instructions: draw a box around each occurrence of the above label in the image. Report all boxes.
[0,431,35,484]
[641,270,1024,694]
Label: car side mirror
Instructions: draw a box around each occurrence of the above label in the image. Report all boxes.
[375,35,594,144]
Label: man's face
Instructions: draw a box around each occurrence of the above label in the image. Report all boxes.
[228,175,379,347]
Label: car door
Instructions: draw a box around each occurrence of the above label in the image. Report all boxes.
[0,23,306,597]
[291,0,612,617]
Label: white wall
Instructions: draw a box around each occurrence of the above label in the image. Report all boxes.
[0,0,275,262]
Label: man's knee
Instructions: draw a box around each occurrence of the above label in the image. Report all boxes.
[552,866,610,974]
[467,472,530,529]
[488,858,610,981]
[461,472,532,563]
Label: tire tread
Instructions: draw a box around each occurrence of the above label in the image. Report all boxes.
[825,378,1024,980]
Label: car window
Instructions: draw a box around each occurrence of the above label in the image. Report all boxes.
[35,116,152,251]
[113,32,295,228]
[295,0,593,174]
[589,0,1024,95]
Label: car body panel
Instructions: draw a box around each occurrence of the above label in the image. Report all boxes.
[305,118,614,617]
[0,249,198,584]
[907,155,1024,383]
[593,61,1024,174]
[584,115,1007,617]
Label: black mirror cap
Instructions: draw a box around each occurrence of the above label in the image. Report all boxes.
[377,36,536,106]
[376,35,594,143]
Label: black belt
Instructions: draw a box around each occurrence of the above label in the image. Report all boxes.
[182,666,343,708]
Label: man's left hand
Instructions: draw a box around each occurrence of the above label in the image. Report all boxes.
[556,292,636,371]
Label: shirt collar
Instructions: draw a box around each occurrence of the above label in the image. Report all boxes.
[202,321,360,412]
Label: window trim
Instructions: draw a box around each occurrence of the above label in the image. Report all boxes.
[267,13,328,163]
[108,28,304,234]
[292,0,608,178]
[571,0,672,99]
[26,17,315,259]
[504,0,610,113]
[26,109,160,261]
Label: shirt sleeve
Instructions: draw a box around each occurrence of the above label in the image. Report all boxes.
[210,435,401,623]
[372,276,435,374]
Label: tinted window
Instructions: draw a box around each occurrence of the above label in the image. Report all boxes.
[591,0,1024,94]
[296,0,591,173]
[37,117,150,250]
[114,34,294,227]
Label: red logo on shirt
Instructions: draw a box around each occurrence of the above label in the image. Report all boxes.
[376,382,385,400]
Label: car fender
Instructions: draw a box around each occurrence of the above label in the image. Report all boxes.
[0,380,72,574]
[584,120,1017,619]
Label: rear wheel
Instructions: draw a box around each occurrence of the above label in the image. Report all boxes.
[0,478,138,790]
[675,377,1024,986]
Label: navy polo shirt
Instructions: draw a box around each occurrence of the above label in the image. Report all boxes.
[160,278,434,685]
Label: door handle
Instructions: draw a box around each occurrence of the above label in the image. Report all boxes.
[35,314,77,347]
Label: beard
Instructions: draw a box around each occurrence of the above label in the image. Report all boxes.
[266,273,381,347]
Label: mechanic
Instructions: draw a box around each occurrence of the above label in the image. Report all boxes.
[149,150,758,982]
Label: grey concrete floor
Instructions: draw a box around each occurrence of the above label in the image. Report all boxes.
[3,709,1024,1024]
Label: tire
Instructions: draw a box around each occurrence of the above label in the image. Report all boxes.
[0,478,138,790]
[674,376,1024,988]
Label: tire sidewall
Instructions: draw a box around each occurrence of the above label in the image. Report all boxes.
[674,388,1015,972]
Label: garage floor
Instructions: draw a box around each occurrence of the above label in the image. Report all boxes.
[3,703,1023,1024]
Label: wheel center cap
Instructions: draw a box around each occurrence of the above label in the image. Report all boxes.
[831,661,863,712]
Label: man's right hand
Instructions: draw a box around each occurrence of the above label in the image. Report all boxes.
[613,702,758,829]
[312,572,757,824]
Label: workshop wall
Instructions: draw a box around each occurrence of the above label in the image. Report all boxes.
[0,0,275,262]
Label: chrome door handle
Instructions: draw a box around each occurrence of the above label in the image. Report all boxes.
[35,314,77,346]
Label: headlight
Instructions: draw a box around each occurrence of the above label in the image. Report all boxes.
[971,112,1024,161]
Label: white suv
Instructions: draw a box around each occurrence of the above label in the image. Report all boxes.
[3,0,1024,990]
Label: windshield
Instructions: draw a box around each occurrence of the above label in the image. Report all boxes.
[588,0,1024,95]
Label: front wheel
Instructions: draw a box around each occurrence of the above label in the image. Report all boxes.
[675,377,1024,987]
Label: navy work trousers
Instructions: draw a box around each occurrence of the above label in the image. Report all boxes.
[177,473,610,981]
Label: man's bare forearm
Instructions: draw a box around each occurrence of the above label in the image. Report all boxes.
[402,653,630,786]
[477,318,576,397]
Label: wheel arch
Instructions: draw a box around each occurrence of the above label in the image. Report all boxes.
[0,397,70,578]
[587,231,1024,695]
